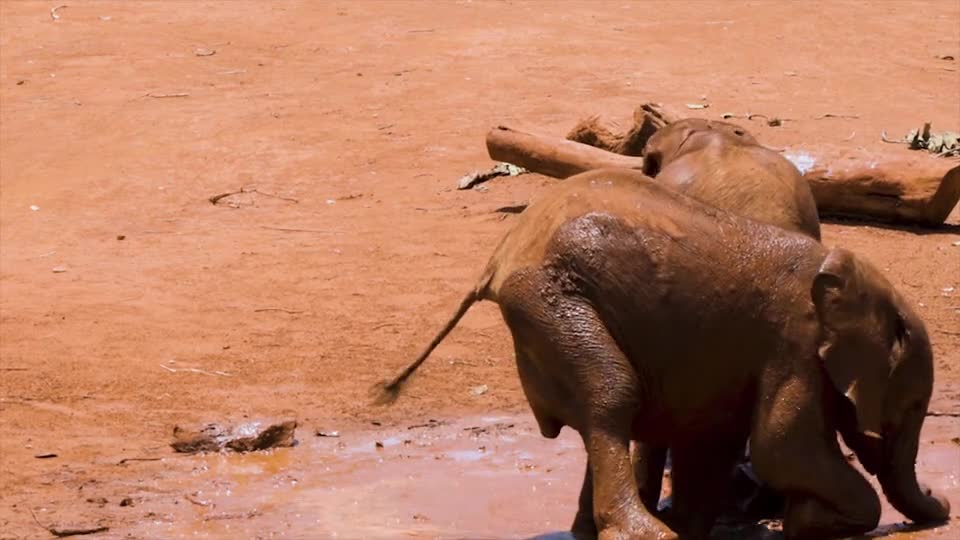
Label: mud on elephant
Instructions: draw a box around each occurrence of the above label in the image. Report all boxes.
[376,169,948,540]
[637,118,825,523]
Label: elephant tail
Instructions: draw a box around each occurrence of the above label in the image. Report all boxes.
[371,268,495,406]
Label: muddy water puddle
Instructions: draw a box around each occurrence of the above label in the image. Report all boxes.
[127,415,958,539]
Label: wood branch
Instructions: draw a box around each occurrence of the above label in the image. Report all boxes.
[782,146,960,225]
[485,125,960,226]
[486,126,645,179]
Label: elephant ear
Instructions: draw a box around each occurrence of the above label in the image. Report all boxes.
[812,248,893,440]
[642,149,663,177]
[643,126,698,177]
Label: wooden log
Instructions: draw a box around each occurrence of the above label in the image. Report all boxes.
[782,146,960,225]
[486,125,645,179]
[485,125,960,226]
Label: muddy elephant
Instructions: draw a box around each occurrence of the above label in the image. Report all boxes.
[376,169,948,540]
[643,118,821,241]
[638,118,824,522]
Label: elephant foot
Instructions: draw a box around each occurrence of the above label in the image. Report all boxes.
[783,494,878,540]
[597,512,678,540]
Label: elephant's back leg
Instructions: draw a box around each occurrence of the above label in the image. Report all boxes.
[497,268,677,540]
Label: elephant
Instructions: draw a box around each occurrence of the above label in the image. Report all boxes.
[642,118,821,241]
[375,168,949,540]
[637,118,823,522]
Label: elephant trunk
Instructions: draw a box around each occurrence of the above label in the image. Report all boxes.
[877,408,950,524]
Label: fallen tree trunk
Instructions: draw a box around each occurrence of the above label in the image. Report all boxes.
[486,125,960,225]
[782,146,960,225]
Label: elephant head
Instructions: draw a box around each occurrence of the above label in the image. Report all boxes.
[642,118,757,177]
[812,248,950,524]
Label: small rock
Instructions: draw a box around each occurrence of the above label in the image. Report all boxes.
[325,199,336,205]
[99,16,112,21]
[194,48,216,57]
[116,234,125,241]
[375,441,384,449]
[171,420,297,454]
[86,497,108,506]
[953,240,960,247]
[29,205,39,211]
[470,384,488,396]
[413,513,429,522]
[34,453,58,459]
[51,266,67,273]
[119,497,134,507]
[17,80,26,85]
[315,430,340,438]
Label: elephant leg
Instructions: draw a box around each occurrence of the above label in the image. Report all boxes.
[750,398,880,540]
[569,315,676,540]
[501,289,676,540]
[571,458,598,540]
[633,443,668,512]
[572,444,668,539]
[782,494,879,540]
[573,444,667,540]
[666,436,745,539]
[583,419,676,540]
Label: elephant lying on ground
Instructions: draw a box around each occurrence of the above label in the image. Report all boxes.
[643,118,821,241]
[638,118,823,521]
[376,169,948,540]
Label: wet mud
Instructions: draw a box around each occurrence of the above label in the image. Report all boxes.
[114,415,958,539]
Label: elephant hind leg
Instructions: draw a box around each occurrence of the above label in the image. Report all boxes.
[500,285,676,540]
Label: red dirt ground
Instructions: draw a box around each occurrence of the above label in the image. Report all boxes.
[1,1,958,539]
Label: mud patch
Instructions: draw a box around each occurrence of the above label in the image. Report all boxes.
[120,415,958,539]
